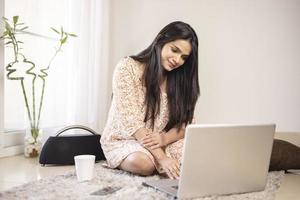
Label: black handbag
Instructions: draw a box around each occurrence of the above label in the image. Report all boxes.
[39,125,106,166]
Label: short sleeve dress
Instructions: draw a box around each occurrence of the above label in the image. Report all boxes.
[100,57,184,170]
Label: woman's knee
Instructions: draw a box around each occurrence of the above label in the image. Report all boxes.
[122,152,155,175]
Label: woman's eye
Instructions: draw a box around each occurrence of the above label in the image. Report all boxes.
[171,47,177,53]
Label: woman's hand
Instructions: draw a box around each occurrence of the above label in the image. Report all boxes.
[158,157,180,179]
[141,132,166,149]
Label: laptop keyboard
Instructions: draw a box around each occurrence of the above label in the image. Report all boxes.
[172,185,179,190]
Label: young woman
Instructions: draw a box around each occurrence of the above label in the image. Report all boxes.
[100,21,198,179]
[100,21,300,179]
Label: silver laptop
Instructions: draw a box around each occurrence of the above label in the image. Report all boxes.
[143,124,275,199]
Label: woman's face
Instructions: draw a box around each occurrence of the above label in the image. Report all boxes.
[160,39,192,71]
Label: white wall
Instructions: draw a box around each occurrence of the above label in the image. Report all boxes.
[109,0,300,132]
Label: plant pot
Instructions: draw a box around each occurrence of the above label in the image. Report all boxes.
[24,129,42,158]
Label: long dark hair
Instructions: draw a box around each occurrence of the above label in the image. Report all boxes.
[131,21,200,132]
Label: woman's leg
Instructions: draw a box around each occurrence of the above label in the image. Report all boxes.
[165,139,184,164]
[118,152,156,176]
[269,139,300,171]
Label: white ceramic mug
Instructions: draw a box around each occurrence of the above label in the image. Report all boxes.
[74,155,96,182]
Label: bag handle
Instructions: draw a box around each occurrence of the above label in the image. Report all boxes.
[55,125,99,136]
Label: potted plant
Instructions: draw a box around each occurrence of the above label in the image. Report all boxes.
[0,16,76,157]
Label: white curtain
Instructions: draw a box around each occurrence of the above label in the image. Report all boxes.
[4,0,111,134]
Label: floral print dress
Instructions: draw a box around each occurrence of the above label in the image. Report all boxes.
[100,57,184,170]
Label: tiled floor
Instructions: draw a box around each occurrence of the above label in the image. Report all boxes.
[275,172,300,200]
[0,155,74,191]
[0,155,300,199]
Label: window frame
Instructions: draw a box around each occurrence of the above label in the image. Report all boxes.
[0,0,25,158]
[0,0,5,155]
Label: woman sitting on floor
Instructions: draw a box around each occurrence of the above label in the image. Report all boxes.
[100,21,300,179]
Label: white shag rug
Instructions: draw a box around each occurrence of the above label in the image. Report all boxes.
[0,162,284,200]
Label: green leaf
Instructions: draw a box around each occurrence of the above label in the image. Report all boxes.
[0,35,9,40]
[20,26,29,31]
[60,26,64,37]
[2,17,8,21]
[67,33,77,37]
[50,27,60,34]
[5,21,12,32]
[13,16,19,25]
[60,35,68,44]
[1,31,8,37]
[5,41,12,45]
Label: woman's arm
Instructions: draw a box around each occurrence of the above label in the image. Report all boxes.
[134,128,180,179]
[163,127,185,145]
[134,128,167,161]
[142,126,185,149]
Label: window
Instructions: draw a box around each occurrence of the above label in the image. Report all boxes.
[1,0,111,157]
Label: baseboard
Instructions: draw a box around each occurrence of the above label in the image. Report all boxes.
[0,145,24,158]
[2,131,25,147]
[0,131,25,158]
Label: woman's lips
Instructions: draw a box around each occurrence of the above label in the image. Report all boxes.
[168,61,176,68]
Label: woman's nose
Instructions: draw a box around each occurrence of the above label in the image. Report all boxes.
[175,55,181,63]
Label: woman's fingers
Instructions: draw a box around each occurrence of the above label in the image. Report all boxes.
[175,162,181,178]
[143,140,158,146]
[141,136,160,148]
[142,136,157,143]
[168,166,178,179]
[141,134,164,149]
[170,162,180,179]
[159,158,181,179]
[175,162,180,171]
[166,168,175,179]
[173,166,180,178]
[141,137,152,143]
[141,138,151,143]
[150,144,160,149]
[165,165,178,179]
